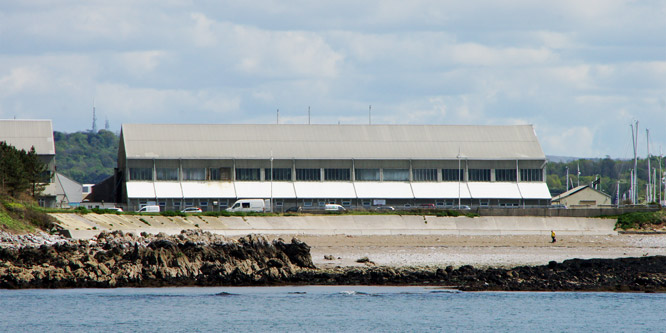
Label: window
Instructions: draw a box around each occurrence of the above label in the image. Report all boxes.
[218,168,232,180]
[355,169,379,181]
[442,169,464,181]
[324,168,350,181]
[413,169,437,182]
[174,201,181,211]
[210,168,220,180]
[236,168,260,181]
[296,168,320,181]
[156,168,178,181]
[342,200,351,207]
[242,202,250,208]
[383,169,409,181]
[183,168,206,181]
[469,169,491,181]
[219,200,229,209]
[495,169,517,182]
[520,169,543,182]
[265,168,292,181]
[130,168,152,180]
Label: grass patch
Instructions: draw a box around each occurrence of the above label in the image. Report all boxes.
[0,210,34,232]
[0,197,55,232]
[139,218,151,226]
[161,210,186,217]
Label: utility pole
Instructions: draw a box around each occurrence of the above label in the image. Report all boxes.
[631,121,639,204]
[270,151,273,213]
[577,162,580,187]
[369,105,372,125]
[457,147,461,209]
[647,129,651,202]
[308,106,311,125]
[91,99,97,133]
[276,109,279,124]
[659,146,664,205]
[566,167,569,191]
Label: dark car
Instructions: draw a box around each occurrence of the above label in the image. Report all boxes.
[285,206,302,213]
[418,203,436,209]
[374,206,395,211]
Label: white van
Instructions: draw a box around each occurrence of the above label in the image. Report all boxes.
[226,199,271,213]
[137,205,160,213]
[325,204,346,211]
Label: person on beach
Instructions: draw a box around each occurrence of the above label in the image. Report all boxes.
[551,230,556,243]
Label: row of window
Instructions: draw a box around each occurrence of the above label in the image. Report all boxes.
[130,167,543,182]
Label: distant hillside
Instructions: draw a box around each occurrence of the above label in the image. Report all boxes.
[54,130,119,184]
[546,155,580,163]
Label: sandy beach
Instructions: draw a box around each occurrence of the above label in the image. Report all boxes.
[289,234,666,268]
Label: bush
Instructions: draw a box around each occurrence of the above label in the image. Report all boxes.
[616,212,662,230]
[3,202,26,213]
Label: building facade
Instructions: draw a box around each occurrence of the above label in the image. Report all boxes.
[118,124,552,212]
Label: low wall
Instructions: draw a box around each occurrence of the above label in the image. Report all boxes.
[478,206,659,217]
[50,213,617,239]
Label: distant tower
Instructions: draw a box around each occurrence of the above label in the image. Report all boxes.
[92,99,97,133]
[105,117,110,130]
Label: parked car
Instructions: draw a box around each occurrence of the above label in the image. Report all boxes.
[181,207,203,213]
[226,199,271,212]
[324,204,346,211]
[374,206,395,211]
[137,205,160,213]
[107,207,123,212]
[455,205,471,210]
[285,206,302,213]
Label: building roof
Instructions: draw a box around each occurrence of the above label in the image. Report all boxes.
[0,120,55,155]
[120,124,546,160]
[551,184,611,201]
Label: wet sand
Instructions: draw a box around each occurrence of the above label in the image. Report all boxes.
[283,234,666,268]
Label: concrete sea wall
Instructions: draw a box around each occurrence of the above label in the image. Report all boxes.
[50,214,617,239]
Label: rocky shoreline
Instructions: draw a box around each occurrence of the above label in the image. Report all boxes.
[1,231,665,291]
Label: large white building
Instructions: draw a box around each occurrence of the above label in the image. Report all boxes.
[118,124,552,211]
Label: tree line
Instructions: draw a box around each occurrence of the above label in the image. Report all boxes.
[0,142,48,198]
[54,129,119,184]
[547,156,665,203]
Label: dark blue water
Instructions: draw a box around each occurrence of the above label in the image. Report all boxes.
[1,286,663,332]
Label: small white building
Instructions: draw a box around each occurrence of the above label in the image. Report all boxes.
[551,185,612,207]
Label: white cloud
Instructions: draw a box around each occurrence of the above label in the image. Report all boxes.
[0,1,664,157]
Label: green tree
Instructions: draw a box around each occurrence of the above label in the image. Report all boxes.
[22,146,49,197]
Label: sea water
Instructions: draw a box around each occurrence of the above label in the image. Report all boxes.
[1,286,663,332]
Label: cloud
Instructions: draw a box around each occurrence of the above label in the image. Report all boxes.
[0,1,664,157]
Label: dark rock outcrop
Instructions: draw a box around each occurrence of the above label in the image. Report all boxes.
[1,230,665,291]
[291,256,666,292]
[0,230,313,288]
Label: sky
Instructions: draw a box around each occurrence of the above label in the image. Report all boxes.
[1,1,665,159]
